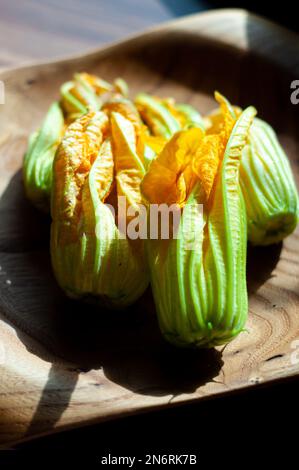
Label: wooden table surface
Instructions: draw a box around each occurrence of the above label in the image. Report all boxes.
[0,0,297,71]
[0,0,210,69]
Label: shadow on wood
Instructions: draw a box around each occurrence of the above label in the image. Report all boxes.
[0,171,224,437]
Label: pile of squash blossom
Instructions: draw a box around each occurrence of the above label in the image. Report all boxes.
[23,73,299,348]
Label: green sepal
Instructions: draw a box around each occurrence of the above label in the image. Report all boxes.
[175,103,205,131]
[23,101,64,211]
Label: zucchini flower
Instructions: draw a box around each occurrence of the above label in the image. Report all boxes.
[241,119,299,245]
[51,110,149,308]
[103,94,168,169]
[135,93,180,138]
[205,94,299,245]
[60,72,120,122]
[141,105,256,347]
[23,73,129,211]
[135,93,204,138]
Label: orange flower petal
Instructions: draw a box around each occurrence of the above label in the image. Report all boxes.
[52,111,108,244]
[141,127,203,206]
[110,112,145,210]
[89,138,114,202]
[192,134,221,199]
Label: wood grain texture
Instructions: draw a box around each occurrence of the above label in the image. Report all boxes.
[0,0,207,69]
[1,9,299,446]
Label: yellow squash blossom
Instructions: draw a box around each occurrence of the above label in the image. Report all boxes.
[23,73,129,211]
[143,105,256,347]
[51,111,148,308]
[205,93,299,245]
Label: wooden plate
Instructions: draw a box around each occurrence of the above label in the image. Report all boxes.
[1,9,299,446]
